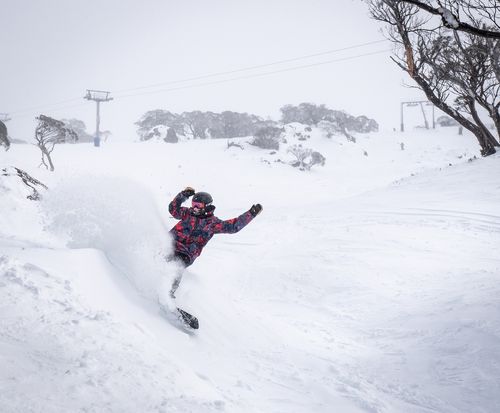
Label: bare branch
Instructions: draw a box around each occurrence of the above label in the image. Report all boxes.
[395,0,500,38]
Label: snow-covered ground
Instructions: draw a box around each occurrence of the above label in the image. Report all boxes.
[1,128,499,412]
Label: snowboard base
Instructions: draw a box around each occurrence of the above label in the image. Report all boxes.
[159,303,199,330]
[177,308,199,329]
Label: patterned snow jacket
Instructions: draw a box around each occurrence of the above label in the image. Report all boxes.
[169,191,255,266]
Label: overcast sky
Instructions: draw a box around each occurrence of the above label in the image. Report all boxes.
[1,0,426,141]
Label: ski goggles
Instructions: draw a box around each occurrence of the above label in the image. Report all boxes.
[192,201,205,210]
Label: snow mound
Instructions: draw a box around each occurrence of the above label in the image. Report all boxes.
[0,255,225,413]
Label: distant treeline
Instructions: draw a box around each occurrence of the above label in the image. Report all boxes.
[135,110,275,141]
[135,103,379,141]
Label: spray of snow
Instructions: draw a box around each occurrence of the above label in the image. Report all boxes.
[40,174,175,301]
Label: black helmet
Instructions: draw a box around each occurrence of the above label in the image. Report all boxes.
[192,192,213,206]
[191,192,215,216]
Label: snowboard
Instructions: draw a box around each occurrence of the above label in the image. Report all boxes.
[159,302,199,330]
[177,307,199,329]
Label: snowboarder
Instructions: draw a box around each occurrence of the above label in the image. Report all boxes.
[166,186,263,299]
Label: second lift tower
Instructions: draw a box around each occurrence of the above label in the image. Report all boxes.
[84,89,113,147]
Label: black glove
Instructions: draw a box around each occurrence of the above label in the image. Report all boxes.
[181,187,195,197]
[249,204,263,217]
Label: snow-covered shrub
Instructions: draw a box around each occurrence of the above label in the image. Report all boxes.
[436,115,459,127]
[142,127,161,141]
[318,119,356,142]
[62,118,93,143]
[227,140,244,150]
[164,127,178,143]
[283,123,311,141]
[250,126,282,150]
[318,120,339,139]
[289,145,312,168]
[139,125,180,143]
[296,132,309,141]
[287,145,326,171]
[310,151,326,167]
[353,115,379,133]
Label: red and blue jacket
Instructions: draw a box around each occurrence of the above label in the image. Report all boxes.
[169,192,255,266]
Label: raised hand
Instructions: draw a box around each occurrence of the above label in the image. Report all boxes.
[249,204,263,217]
[182,187,195,197]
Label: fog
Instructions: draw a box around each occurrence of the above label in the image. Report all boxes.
[1,0,425,142]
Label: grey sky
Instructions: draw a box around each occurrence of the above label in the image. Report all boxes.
[1,0,425,141]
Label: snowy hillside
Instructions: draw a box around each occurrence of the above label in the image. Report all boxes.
[1,128,499,413]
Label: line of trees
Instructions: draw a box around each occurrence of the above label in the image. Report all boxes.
[280,103,379,141]
[365,0,500,156]
[135,110,276,141]
[135,104,378,142]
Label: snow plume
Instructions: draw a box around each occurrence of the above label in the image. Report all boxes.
[40,174,173,300]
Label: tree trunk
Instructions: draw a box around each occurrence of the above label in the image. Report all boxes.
[47,154,55,172]
[341,126,356,143]
[415,73,496,155]
[41,147,55,171]
[488,107,500,142]
[468,101,499,154]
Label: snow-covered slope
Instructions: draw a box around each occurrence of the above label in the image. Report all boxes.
[1,128,499,412]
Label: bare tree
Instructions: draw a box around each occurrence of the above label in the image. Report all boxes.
[325,111,358,142]
[0,120,10,151]
[288,145,313,170]
[440,32,500,138]
[35,115,77,171]
[394,0,500,38]
[367,1,499,155]
[181,111,211,139]
[288,145,326,171]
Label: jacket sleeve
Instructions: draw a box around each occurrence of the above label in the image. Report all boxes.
[213,211,254,234]
[169,192,189,219]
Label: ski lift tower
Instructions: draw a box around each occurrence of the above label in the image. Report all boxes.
[84,90,113,147]
[400,100,435,132]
